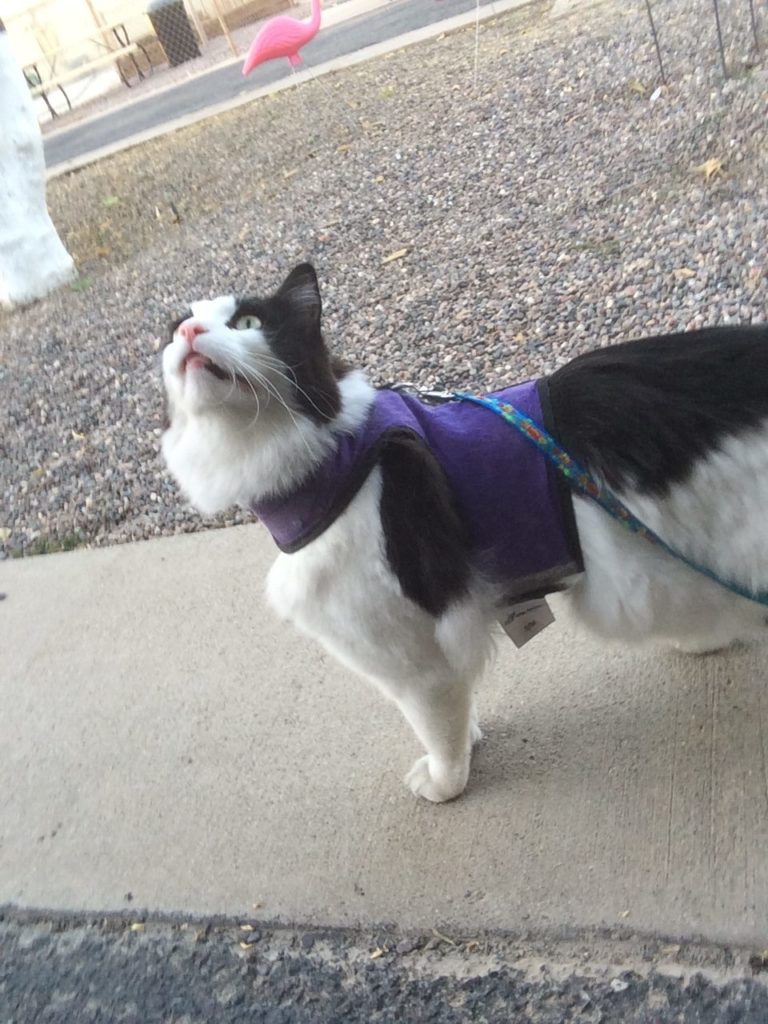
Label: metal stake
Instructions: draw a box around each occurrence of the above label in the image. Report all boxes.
[712,0,728,76]
[748,0,759,49]
[644,0,667,84]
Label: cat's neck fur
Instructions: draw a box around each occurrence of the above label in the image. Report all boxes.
[163,369,375,515]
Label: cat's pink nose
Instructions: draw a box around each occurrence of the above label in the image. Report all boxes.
[178,319,206,345]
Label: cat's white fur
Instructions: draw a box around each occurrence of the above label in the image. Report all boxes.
[162,295,768,802]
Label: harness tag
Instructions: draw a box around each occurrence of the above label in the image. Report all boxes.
[498,598,555,648]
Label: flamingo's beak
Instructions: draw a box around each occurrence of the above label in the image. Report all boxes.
[242,42,260,76]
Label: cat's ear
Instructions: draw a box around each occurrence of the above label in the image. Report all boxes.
[277,263,321,324]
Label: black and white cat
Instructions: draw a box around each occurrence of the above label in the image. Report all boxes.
[161,263,768,802]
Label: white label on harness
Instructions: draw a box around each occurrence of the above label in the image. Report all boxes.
[498,598,555,648]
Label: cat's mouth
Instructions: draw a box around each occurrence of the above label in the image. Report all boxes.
[182,351,256,393]
[183,352,229,380]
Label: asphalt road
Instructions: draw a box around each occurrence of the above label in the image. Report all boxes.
[44,0,499,170]
[3,912,768,1023]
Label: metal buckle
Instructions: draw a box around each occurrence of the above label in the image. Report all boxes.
[388,382,456,404]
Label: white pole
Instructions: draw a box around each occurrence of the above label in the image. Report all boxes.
[0,20,76,308]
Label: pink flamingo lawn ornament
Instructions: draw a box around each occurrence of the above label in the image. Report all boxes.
[242,0,322,75]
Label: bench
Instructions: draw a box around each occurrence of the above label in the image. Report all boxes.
[29,43,142,98]
[24,62,71,118]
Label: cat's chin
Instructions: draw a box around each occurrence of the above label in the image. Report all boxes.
[182,362,229,399]
[161,428,245,517]
[177,370,256,418]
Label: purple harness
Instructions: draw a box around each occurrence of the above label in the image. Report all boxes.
[252,380,583,597]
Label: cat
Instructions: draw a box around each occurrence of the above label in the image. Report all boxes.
[161,262,768,802]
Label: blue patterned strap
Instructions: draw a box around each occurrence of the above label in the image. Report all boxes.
[454,391,768,608]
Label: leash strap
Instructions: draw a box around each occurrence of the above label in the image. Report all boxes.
[454,391,768,608]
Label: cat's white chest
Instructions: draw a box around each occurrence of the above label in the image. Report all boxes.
[265,470,390,631]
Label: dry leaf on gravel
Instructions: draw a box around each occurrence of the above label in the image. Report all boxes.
[696,156,725,180]
[431,928,456,946]
[381,248,409,265]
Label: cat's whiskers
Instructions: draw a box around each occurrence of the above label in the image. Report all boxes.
[228,356,263,416]
[231,366,261,420]
[221,350,314,460]
[260,378,317,462]
[241,361,319,463]
[252,352,333,423]
[202,337,265,414]
[224,347,340,463]
[223,351,271,426]
[218,367,240,407]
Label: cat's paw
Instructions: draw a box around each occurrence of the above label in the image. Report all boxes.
[469,703,483,745]
[406,755,469,803]
[669,638,736,655]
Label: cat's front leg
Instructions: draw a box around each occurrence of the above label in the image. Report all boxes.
[336,657,479,803]
[266,470,490,802]
[395,676,477,803]
[268,549,481,801]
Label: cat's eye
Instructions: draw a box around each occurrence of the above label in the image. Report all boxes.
[235,315,262,331]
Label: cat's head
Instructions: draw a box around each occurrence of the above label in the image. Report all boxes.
[162,263,341,428]
[160,263,368,514]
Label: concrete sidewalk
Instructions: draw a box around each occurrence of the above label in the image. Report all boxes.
[2,524,767,946]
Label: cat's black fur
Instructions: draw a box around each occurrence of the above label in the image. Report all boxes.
[379,434,471,617]
[549,325,768,495]
[228,264,341,425]
[376,323,768,610]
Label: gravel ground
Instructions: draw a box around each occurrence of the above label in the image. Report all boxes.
[1,0,767,555]
[3,912,768,1023]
